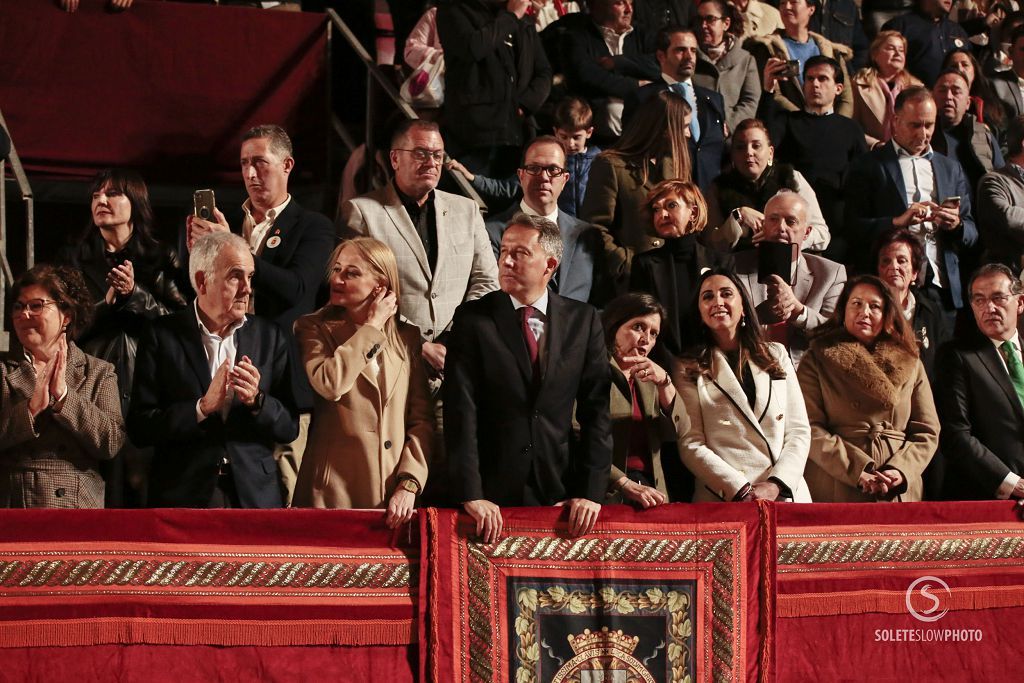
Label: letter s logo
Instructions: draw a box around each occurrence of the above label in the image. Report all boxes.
[906,576,950,622]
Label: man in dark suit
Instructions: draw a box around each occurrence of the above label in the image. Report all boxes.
[937,264,1024,500]
[843,87,977,327]
[444,214,612,542]
[186,124,334,503]
[129,232,299,508]
[484,136,608,305]
[624,26,727,191]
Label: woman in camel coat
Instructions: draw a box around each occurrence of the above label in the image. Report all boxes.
[293,238,433,524]
[797,275,939,503]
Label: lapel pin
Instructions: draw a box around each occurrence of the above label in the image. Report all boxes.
[266,236,282,249]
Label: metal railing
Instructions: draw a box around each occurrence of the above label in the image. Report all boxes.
[325,9,485,211]
[0,108,35,353]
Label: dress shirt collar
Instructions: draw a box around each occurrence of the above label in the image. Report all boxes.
[194,299,247,341]
[519,200,559,224]
[990,330,1022,357]
[242,194,291,226]
[510,289,550,316]
[894,140,934,160]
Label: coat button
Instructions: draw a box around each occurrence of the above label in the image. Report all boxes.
[431,292,438,299]
[55,488,66,498]
[425,329,433,336]
[384,440,392,449]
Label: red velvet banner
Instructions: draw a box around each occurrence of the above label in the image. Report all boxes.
[0,0,328,183]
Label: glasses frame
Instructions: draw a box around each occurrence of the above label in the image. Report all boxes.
[12,298,60,316]
[520,164,567,178]
[393,148,445,163]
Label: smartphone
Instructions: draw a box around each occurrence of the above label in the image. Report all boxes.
[193,189,216,221]
[941,196,961,209]
[757,241,794,284]
[784,60,800,80]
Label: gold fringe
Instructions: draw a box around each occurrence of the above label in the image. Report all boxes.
[0,618,416,647]
[778,585,1024,617]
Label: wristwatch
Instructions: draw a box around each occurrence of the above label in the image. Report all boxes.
[730,207,743,222]
[397,478,420,495]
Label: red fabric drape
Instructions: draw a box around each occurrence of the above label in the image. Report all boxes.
[0,0,328,183]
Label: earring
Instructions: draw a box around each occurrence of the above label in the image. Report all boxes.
[740,317,746,328]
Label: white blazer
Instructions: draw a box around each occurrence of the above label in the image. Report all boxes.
[677,343,811,502]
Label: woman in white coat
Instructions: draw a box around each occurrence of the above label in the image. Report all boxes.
[675,268,812,502]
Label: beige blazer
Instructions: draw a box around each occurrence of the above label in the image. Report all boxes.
[0,343,124,508]
[341,184,499,343]
[676,344,811,502]
[851,68,922,148]
[797,332,939,503]
[292,307,434,509]
[607,361,689,501]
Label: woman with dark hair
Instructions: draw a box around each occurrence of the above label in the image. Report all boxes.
[600,293,686,508]
[58,168,187,506]
[874,229,949,382]
[704,118,829,252]
[630,178,727,361]
[943,48,1007,132]
[797,275,939,502]
[0,264,125,508]
[675,268,812,502]
[582,90,693,292]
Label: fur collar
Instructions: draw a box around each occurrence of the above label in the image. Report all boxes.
[813,330,917,409]
[746,30,853,61]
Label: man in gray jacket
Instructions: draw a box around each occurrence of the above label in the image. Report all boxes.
[977,115,1024,275]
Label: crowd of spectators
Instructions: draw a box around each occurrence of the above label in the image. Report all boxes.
[7,0,1024,532]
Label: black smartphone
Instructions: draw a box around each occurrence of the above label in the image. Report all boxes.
[193,189,216,221]
[757,241,794,285]
[784,60,800,80]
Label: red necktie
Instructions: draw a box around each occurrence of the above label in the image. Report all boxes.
[521,305,540,381]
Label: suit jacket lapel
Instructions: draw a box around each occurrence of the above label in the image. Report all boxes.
[557,212,579,294]
[977,343,1024,423]
[495,294,534,387]
[261,200,300,265]
[433,192,451,282]
[792,255,814,303]
[710,348,767,441]
[881,146,909,210]
[540,293,563,385]
[178,310,214,392]
[383,184,431,278]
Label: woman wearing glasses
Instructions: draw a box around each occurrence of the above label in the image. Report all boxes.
[1,264,125,508]
[58,168,187,506]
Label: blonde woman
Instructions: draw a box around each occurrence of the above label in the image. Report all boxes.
[293,238,433,525]
[850,31,922,149]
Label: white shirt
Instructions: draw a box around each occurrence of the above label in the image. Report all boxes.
[193,300,247,423]
[989,330,1023,499]
[242,194,292,254]
[894,141,942,289]
[511,289,550,366]
[518,200,559,224]
[598,24,632,56]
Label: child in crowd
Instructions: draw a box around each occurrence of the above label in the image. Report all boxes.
[553,96,601,218]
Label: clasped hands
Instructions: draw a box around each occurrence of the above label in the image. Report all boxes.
[199,356,262,417]
[105,260,135,304]
[858,467,905,498]
[28,334,69,417]
[464,497,601,544]
[764,275,803,322]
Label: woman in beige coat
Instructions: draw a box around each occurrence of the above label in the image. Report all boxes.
[850,31,922,149]
[293,238,433,525]
[797,275,939,503]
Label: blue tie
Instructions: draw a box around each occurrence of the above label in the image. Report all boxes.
[672,81,701,142]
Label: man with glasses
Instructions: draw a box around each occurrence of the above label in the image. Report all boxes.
[484,136,607,306]
[937,263,1024,500]
[692,0,761,134]
[341,119,499,386]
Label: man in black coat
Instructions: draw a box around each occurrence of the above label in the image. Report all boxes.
[936,264,1024,500]
[437,0,552,178]
[444,213,612,542]
[130,232,299,508]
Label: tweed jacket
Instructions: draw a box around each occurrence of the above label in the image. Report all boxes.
[797,331,940,503]
[732,249,847,367]
[607,361,689,502]
[744,30,854,118]
[850,68,922,148]
[292,308,433,509]
[695,40,762,134]
[0,343,124,508]
[676,343,811,502]
[341,184,499,343]
[976,165,1024,274]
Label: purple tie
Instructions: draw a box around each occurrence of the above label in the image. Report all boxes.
[521,305,540,380]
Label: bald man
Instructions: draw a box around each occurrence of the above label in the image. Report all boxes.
[733,190,847,367]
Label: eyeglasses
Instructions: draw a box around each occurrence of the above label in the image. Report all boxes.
[520,164,566,177]
[12,298,59,316]
[970,293,1016,307]
[698,15,724,23]
[393,148,445,163]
